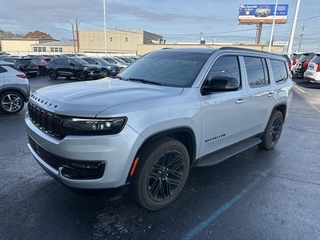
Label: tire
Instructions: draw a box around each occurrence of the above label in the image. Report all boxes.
[48,70,57,80]
[101,69,109,78]
[0,91,24,114]
[258,110,283,150]
[77,71,86,81]
[39,67,46,76]
[131,137,190,210]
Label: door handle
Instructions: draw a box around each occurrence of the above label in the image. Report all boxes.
[235,98,246,104]
[268,91,275,97]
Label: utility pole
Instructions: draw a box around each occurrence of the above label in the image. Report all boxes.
[298,22,305,52]
[76,17,79,53]
[103,0,107,56]
[268,0,279,52]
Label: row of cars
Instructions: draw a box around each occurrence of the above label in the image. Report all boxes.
[0,54,138,80]
[290,52,320,84]
[0,54,138,114]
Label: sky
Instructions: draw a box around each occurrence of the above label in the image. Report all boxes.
[0,0,319,52]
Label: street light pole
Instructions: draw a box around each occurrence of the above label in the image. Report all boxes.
[268,0,279,52]
[287,0,301,53]
[66,20,76,54]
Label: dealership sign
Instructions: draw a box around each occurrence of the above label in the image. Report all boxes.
[239,4,289,24]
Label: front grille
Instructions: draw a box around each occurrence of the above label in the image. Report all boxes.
[28,135,63,170]
[28,102,63,139]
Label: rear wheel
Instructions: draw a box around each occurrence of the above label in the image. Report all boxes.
[39,67,46,76]
[77,71,86,81]
[48,70,57,80]
[131,137,190,210]
[258,110,283,150]
[101,69,109,78]
[0,91,24,114]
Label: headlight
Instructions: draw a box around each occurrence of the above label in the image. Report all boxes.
[62,117,127,136]
[83,67,88,71]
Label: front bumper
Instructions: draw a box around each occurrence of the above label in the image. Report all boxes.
[25,112,143,189]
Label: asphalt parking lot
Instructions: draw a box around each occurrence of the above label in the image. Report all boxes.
[1,75,320,240]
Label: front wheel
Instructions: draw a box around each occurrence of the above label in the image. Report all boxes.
[77,71,86,81]
[48,70,57,80]
[0,91,24,114]
[258,110,283,150]
[131,137,190,210]
[101,69,109,78]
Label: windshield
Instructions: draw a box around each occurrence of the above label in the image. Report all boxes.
[70,57,90,65]
[95,58,108,65]
[118,51,210,87]
[113,57,127,64]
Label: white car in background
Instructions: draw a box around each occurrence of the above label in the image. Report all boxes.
[304,53,320,83]
[0,61,30,114]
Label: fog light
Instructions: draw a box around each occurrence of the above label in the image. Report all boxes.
[61,162,105,179]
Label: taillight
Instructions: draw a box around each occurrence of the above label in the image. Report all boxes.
[317,64,320,72]
[292,59,297,65]
[288,63,292,69]
[16,74,26,78]
[303,61,309,68]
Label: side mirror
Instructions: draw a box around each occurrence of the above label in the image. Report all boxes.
[202,76,239,94]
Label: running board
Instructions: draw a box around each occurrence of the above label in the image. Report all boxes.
[197,137,262,167]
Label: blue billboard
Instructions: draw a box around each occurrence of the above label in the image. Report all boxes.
[238,4,289,24]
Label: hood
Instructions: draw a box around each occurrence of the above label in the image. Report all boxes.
[30,78,183,117]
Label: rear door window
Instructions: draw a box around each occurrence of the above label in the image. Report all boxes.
[270,59,288,83]
[244,56,269,87]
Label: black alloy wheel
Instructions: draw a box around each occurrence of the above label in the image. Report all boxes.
[48,70,57,80]
[258,110,283,150]
[102,69,109,78]
[131,137,190,210]
[77,71,86,81]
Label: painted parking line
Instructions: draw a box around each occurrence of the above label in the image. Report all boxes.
[292,82,306,93]
[182,177,263,240]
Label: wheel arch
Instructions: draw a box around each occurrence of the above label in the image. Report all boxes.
[273,103,287,120]
[125,127,196,184]
[0,88,28,102]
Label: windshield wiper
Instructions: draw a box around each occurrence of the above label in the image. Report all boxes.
[124,78,163,86]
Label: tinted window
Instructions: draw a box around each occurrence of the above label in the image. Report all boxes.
[244,57,269,87]
[205,55,241,86]
[310,55,320,63]
[270,59,288,83]
[298,54,311,62]
[0,66,7,73]
[54,58,65,65]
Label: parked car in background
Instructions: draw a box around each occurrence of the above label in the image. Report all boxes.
[303,53,320,84]
[0,56,38,77]
[46,57,102,81]
[0,61,30,114]
[82,57,121,77]
[102,56,128,69]
[292,53,315,78]
[117,56,134,64]
[28,56,51,76]
[290,53,302,73]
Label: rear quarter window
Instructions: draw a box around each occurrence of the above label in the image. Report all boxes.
[270,59,288,84]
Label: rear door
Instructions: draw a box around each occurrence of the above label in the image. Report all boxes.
[0,66,5,90]
[240,56,275,140]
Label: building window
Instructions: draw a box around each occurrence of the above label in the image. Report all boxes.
[54,47,58,52]
[59,48,62,52]
[42,47,46,52]
[125,37,128,42]
[34,47,38,52]
[110,37,113,42]
[50,47,54,52]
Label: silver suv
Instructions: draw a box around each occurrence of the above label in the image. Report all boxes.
[25,48,292,210]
